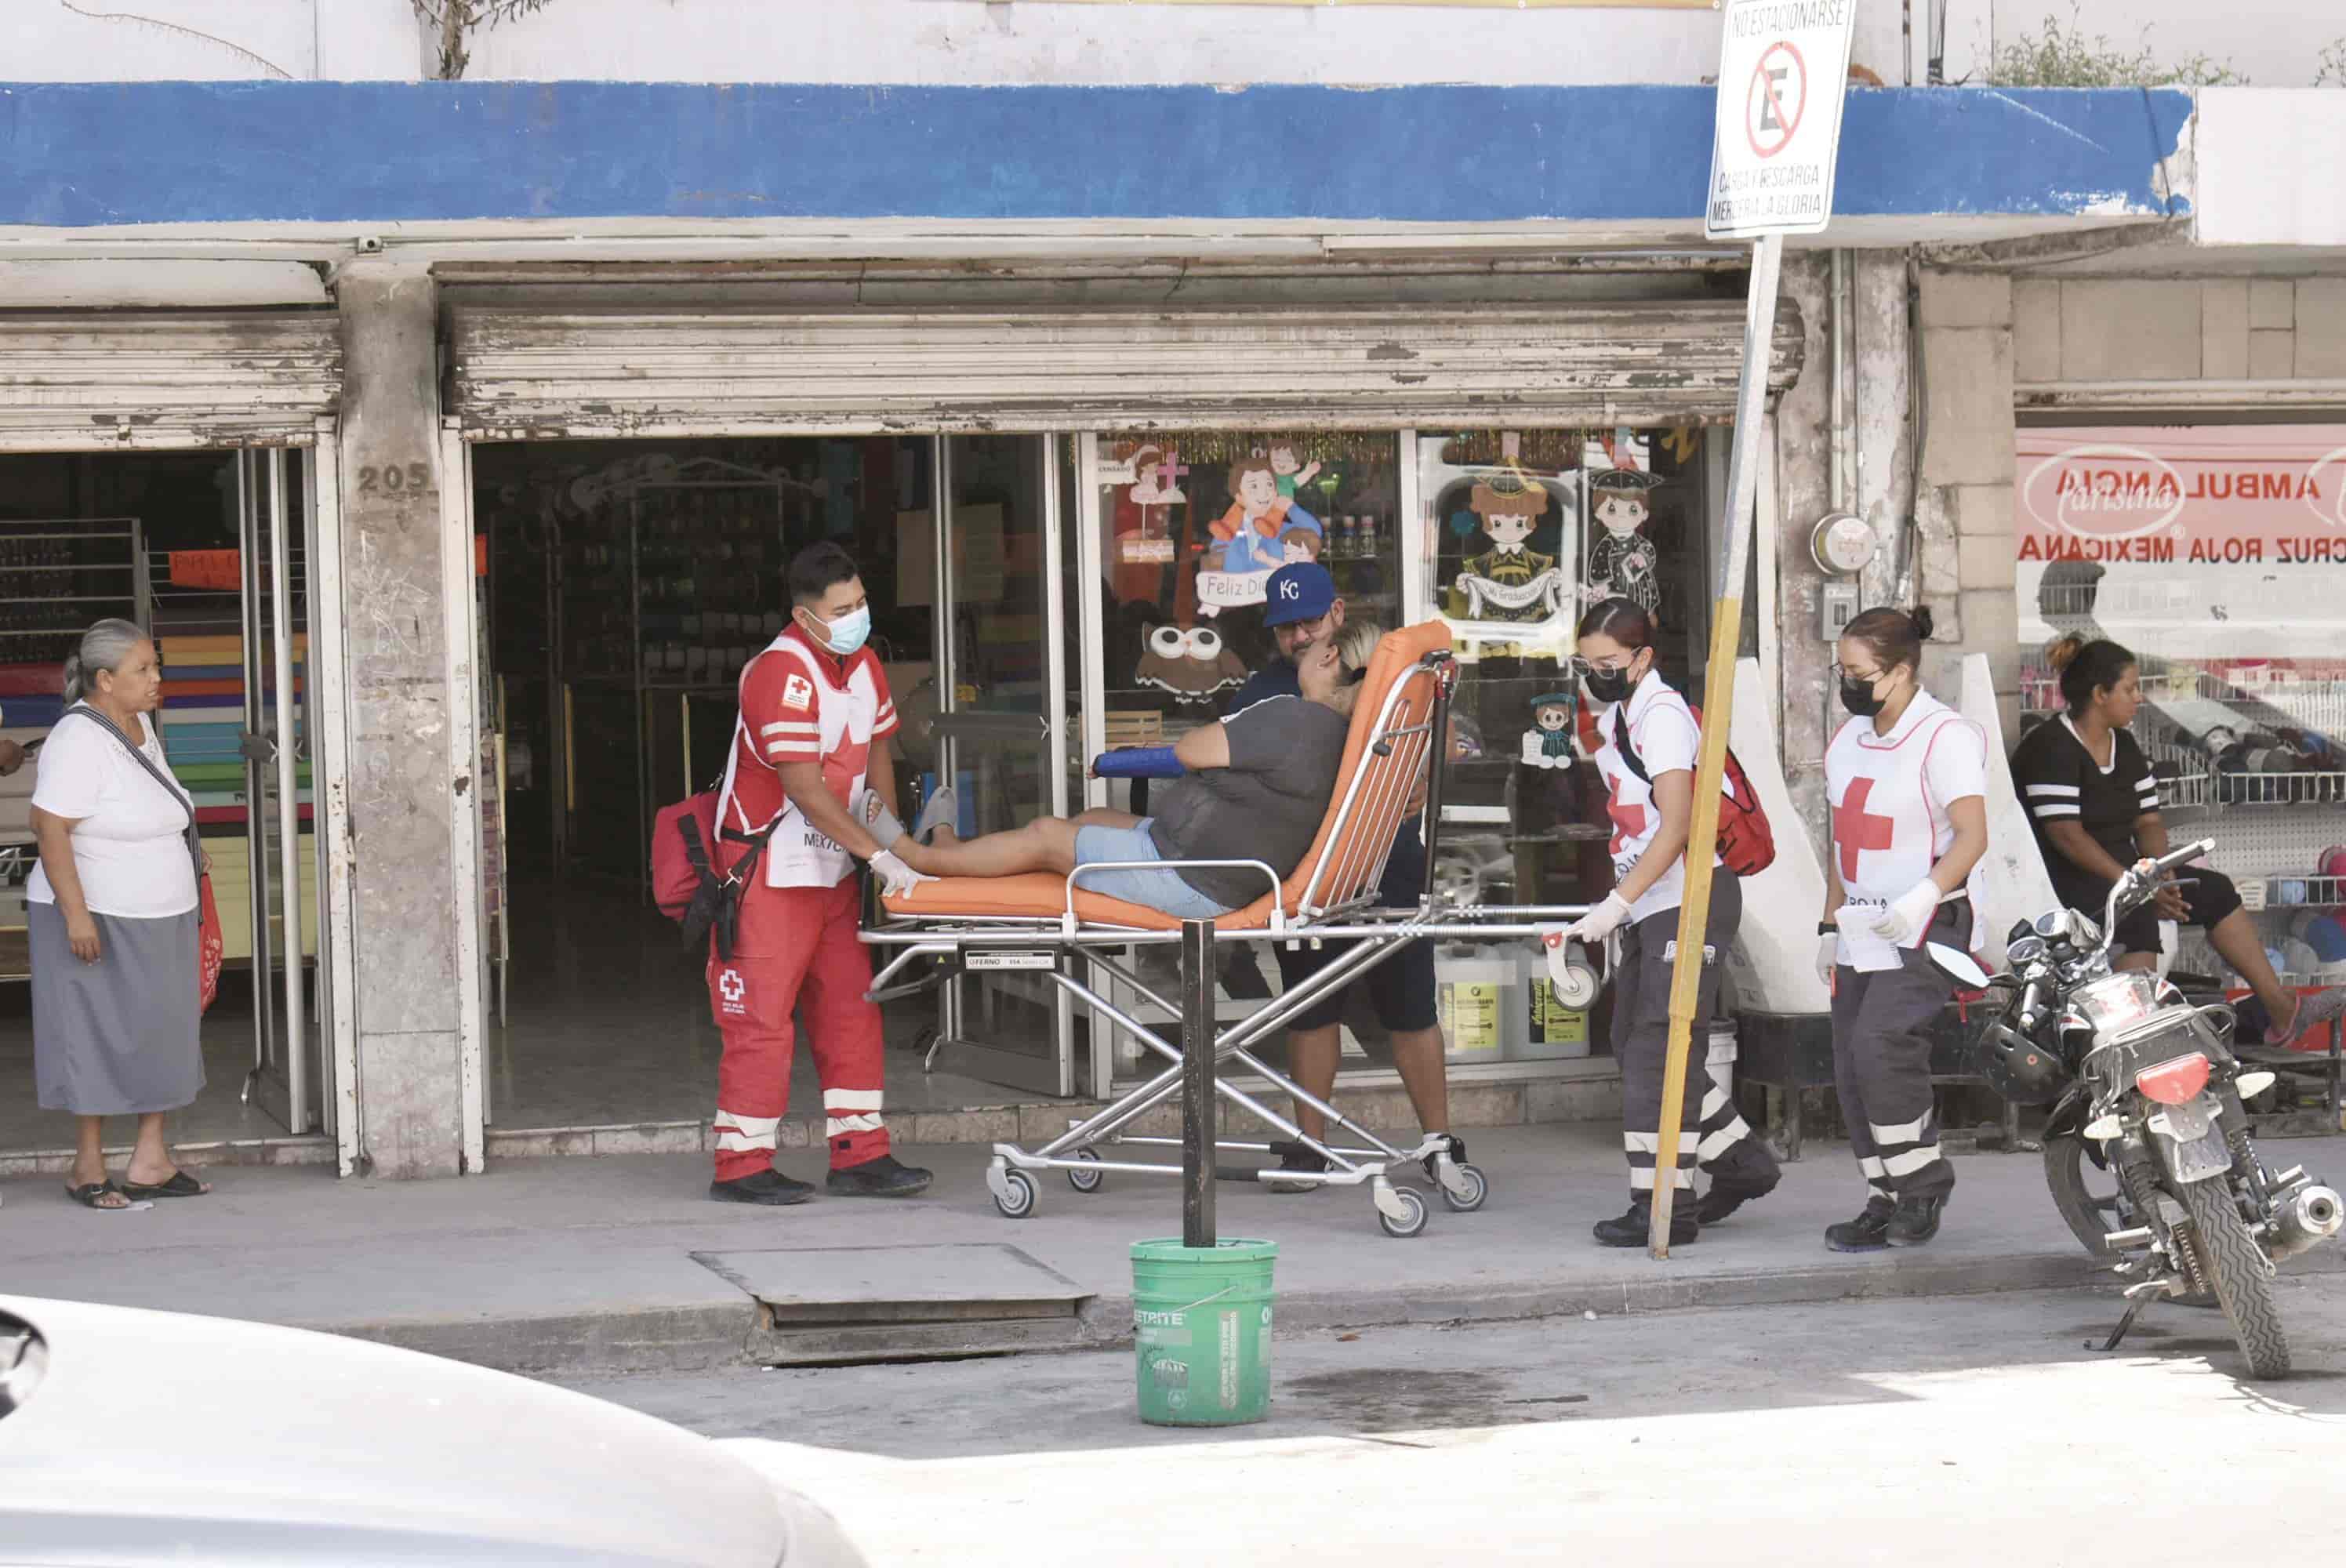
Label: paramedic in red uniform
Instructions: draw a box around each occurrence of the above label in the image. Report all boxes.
[705,542,935,1204]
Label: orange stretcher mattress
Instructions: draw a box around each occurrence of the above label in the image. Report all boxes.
[881,620,1451,931]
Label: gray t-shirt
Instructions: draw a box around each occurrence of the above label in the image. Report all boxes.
[1148,695,1349,909]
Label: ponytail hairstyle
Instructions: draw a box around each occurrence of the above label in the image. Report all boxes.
[62,618,147,705]
[1841,604,1935,677]
[1574,597,1654,651]
[2046,635,2136,713]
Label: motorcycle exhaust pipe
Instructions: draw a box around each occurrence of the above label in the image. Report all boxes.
[2268,1184,2344,1261]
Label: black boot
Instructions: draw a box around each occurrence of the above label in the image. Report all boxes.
[709,1169,815,1206]
[826,1152,934,1197]
[1885,1189,1949,1247]
[1824,1197,1896,1253]
[1265,1142,1330,1195]
[1696,1141,1783,1225]
[1594,1194,1698,1248]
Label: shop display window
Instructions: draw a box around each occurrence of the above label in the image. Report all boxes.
[1415,426,1713,1067]
[2014,423,2346,1001]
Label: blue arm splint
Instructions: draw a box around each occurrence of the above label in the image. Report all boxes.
[1093,746,1186,779]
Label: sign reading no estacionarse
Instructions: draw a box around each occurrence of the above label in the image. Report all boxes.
[1705,0,1860,240]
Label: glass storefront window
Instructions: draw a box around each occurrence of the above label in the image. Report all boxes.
[2015,423,2346,1000]
[1414,426,1713,1069]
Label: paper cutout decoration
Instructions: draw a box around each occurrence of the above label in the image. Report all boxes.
[1580,430,1666,619]
[1135,622,1249,703]
[1451,468,1565,623]
[1199,454,1322,617]
[1520,690,1578,770]
[1266,437,1322,499]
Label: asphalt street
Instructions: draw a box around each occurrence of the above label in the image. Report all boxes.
[568,1278,2346,1566]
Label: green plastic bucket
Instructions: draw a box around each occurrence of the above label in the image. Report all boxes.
[1129,1238,1278,1427]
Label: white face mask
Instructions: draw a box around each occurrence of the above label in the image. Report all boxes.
[802,603,870,656]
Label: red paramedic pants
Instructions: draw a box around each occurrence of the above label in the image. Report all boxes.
[706,875,891,1181]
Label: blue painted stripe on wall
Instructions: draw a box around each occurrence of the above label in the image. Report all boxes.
[0,82,2189,229]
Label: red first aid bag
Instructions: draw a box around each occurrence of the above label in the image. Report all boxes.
[652,789,722,920]
[1611,703,1778,878]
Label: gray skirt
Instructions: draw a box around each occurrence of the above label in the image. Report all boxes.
[30,902,203,1116]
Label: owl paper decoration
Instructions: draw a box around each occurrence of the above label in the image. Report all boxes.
[1135,622,1248,704]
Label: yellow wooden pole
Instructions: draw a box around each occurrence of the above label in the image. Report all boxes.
[1647,230,1783,1258]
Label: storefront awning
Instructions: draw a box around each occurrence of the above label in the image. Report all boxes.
[0,311,341,451]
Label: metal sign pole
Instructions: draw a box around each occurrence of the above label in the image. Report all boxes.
[1180,916,1218,1248]
[1647,230,1784,1258]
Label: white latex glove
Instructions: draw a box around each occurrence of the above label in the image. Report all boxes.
[1563,891,1634,946]
[1816,931,1839,991]
[1869,878,1942,944]
[869,849,935,899]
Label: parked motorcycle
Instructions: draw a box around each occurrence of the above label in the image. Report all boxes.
[1967,838,2341,1378]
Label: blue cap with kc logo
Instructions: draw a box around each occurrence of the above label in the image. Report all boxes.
[1263,562,1336,628]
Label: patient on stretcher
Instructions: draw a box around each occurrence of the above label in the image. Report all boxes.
[860,622,1383,918]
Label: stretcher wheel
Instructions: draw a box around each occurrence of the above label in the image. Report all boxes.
[993,1169,1037,1219]
[1439,1163,1489,1214]
[1066,1151,1105,1193]
[1377,1185,1429,1239]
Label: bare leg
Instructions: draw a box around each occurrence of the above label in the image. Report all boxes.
[896,816,1084,879]
[1387,1024,1454,1137]
[2207,907,2301,1025]
[123,1112,205,1192]
[69,1116,126,1205]
[1284,1024,1342,1142]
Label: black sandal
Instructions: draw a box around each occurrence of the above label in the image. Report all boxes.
[118,1170,209,1200]
[66,1181,130,1210]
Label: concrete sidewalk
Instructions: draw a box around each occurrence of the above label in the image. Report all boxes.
[5,1125,2341,1375]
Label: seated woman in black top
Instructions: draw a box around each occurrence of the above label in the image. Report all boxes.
[2011,637,2346,1044]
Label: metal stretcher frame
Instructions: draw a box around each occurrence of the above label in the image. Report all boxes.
[862,630,1595,1236]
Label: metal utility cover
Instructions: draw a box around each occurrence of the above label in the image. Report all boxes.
[693,1243,1088,1326]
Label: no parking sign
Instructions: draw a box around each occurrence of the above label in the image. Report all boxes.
[1705,0,1859,239]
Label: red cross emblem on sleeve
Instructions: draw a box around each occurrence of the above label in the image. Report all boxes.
[1605,782,1648,857]
[1832,776,1897,882]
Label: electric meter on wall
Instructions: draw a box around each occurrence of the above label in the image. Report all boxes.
[1809,512,1876,575]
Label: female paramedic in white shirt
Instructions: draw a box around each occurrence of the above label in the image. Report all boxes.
[1818,605,1988,1254]
[1549,598,1781,1249]
[28,619,210,1210]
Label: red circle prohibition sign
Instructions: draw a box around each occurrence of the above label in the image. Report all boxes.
[1745,40,1807,160]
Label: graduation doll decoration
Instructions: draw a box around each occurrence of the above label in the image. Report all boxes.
[1578,430,1666,619]
[1520,689,1579,770]
[1451,467,1566,624]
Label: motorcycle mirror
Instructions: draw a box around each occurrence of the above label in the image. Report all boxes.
[1926,942,1992,991]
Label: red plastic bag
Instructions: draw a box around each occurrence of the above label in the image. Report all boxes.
[198,873,224,1014]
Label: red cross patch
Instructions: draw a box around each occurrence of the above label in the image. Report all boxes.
[1833,776,1898,882]
[1605,781,1649,857]
[781,673,814,713]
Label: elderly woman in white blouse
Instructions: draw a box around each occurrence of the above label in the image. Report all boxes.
[30,619,210,1210]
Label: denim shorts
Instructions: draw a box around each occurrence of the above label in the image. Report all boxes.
[1070,818,1234,920]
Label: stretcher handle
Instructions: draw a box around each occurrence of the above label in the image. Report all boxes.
[1091,746,1185,780]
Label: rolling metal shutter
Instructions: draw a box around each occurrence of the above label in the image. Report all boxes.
[445,301,1804,437]
[0,311,342,451]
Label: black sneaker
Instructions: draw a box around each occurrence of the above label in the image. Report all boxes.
[1695,1170,1781,1226]
[1885,1190,1949,1247]
[1421,1133,1466,1186]
[709,1169,815,1207]
[1265,1142,1330,1195]
[826,1153,934,1197]
[1825,1198,1896,1253]
[1593,1195,1698,1248]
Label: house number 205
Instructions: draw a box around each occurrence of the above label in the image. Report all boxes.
[357,463,434,493]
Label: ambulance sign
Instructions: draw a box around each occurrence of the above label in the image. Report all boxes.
[1705,0,1859,240]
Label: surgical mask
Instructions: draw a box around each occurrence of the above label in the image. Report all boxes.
[804,604,870,657]
[1839,675,1887,718]
[1581,659,1639,706]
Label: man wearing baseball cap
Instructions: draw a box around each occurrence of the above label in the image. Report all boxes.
[1230,562,1461,1190]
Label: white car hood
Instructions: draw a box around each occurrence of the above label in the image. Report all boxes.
[0,1294,790,1566]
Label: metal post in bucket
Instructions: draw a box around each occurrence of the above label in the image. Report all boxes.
[1180,916,1216,1249]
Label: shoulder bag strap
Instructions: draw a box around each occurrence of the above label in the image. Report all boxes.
[64,703,205,900]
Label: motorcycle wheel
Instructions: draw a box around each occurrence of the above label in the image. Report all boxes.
[2046,1134,2217,1307]
[2174,1174,2292,1379]
[2043,1134,2132,1255]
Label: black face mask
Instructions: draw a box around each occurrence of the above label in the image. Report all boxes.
[1839,676,1887,718]
[1582,662,1638,706]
